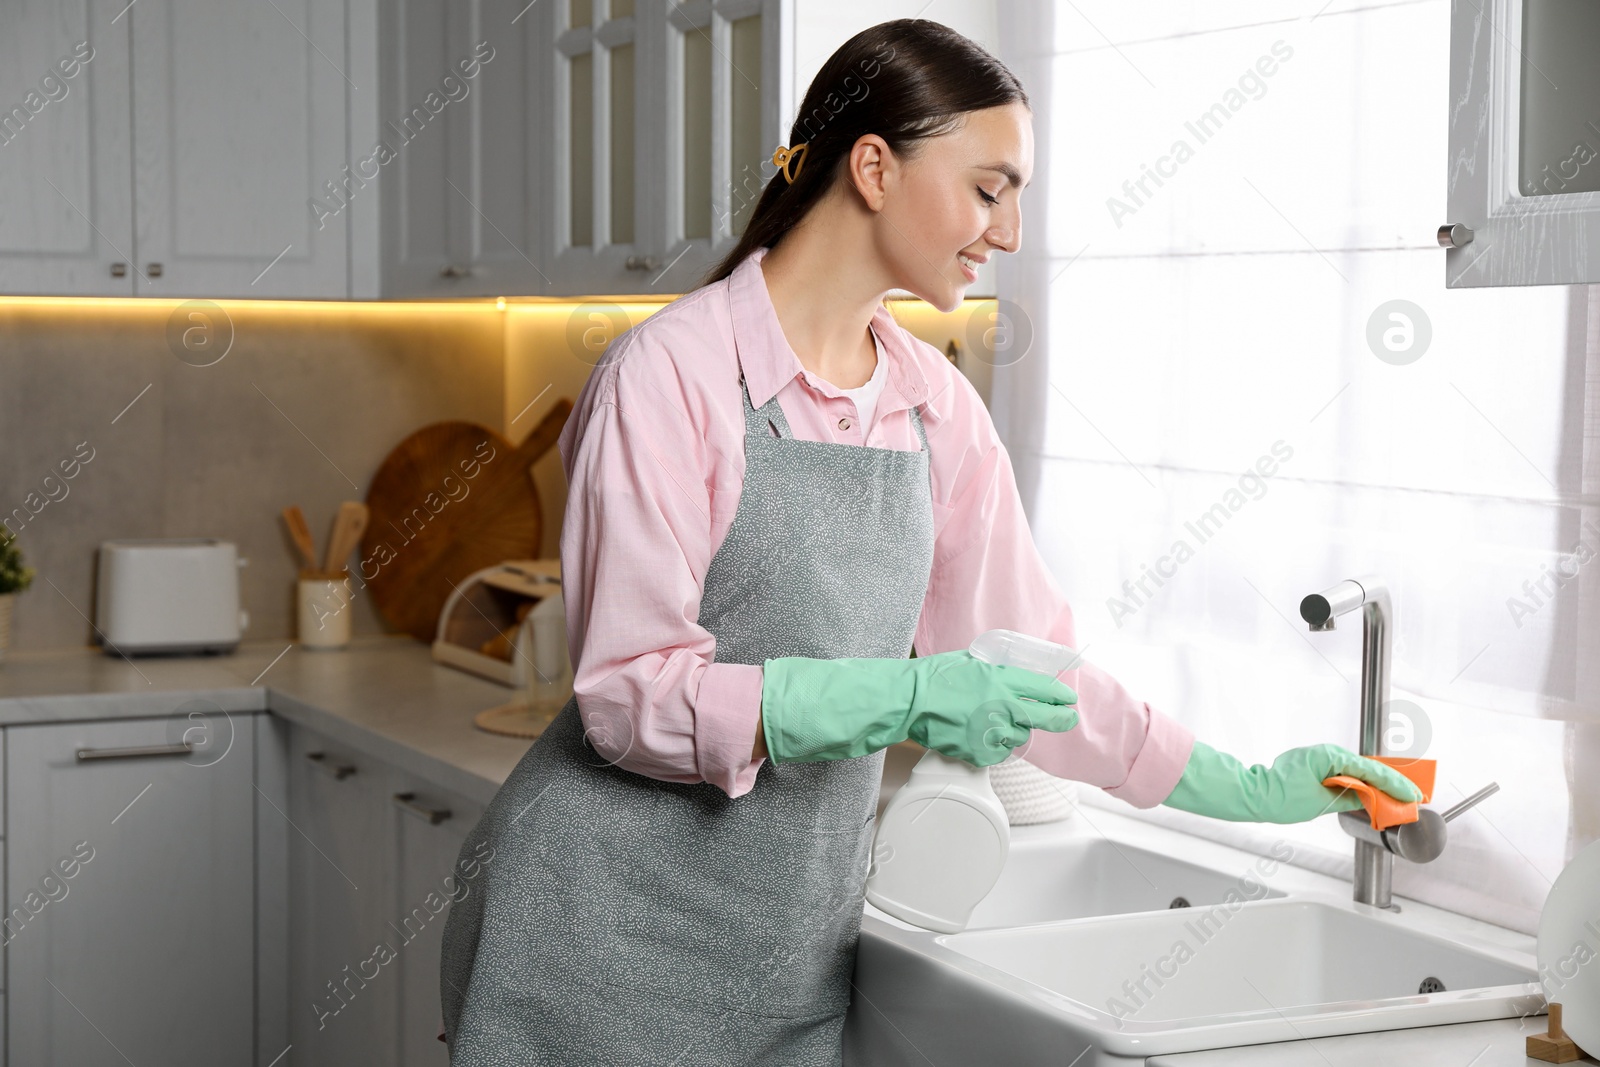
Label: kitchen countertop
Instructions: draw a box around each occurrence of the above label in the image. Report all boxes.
[0,635,1574,1066]
[1148,1017,1567,1065]
[0,634,535,807]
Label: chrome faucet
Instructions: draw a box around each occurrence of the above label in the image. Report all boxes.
[1300,575,1499,911]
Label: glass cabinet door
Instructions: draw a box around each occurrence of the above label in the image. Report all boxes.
[668,1,781,264]
[541,0,783,295]
[1446,0,1600,287]
[1516,0,1600,199]
[552,0,637,271]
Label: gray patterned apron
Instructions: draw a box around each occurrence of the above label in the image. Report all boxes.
[439,368,936,1066]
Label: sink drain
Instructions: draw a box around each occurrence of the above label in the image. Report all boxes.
[1168,896,1191,909]
[1418,976,1447,994]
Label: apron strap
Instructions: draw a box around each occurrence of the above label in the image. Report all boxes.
[906,400,929,452]
[740,372,929,450]
[739,374,793,439]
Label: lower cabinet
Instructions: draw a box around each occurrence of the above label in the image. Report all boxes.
[396,783,486,1066]
[285,723,485,1066]
[0,709,486,1066]
[5,713,257,1067]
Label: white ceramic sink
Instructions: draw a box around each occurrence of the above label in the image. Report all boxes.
[950,897,1533,1023]
[845,809,1542,1066]
[966,835,1286,929]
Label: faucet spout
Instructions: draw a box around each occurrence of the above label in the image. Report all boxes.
[1301,575,1397,909]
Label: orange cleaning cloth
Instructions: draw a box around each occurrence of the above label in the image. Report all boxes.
[1322,756,1436,831]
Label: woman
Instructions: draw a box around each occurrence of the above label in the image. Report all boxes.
[439,19,1420,1065]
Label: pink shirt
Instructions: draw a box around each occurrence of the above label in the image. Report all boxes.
[556,245,1194,805]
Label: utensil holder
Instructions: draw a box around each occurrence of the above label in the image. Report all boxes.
[297,569,352,650]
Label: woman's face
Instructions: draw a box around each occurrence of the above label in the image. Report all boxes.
[881,102,1033,313]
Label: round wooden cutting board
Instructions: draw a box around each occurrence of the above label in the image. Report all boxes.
[361,399,572,642]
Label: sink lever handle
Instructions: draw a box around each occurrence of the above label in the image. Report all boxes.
[1439,781,1499,823]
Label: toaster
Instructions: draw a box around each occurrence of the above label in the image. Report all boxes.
[95,539,249,655]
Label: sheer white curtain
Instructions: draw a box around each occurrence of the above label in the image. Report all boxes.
[993,0,1600,935]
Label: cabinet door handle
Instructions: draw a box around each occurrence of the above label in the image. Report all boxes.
[76,742,194,761]
[147,262,164,277]
[392,792,452,825]
[305,751,356,780]
[624,255,660,271]
[440,263,475,279]
[1437,223,1474,248]
[110,263,127,278]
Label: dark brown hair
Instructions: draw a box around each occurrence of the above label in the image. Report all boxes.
[695,18,1028,289]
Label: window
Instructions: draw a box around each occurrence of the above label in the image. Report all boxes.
[996,0,1597,935]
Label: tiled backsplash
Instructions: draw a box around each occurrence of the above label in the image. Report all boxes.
[1,300,508,650]
[1,296,991,651]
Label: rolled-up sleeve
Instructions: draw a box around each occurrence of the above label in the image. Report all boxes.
[558,346,765,798]
[912,363,1194,809]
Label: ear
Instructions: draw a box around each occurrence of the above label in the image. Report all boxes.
[845,134,893,211]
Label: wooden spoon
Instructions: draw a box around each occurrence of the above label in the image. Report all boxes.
[282,506,320,571]
[323,501,370,574]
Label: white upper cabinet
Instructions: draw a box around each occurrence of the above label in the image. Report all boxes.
[0,1,134,296]
[350,0,542,298]
[352,0,789,298]
[0,0,349,298]
[531,0,787,297]
[131,0,351,298]
[1446,0,1600,287]
[0,0,859,299]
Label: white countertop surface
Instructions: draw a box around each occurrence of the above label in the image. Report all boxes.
[0,636,1578,1066]
[1147,1016,1566,1065]
[0,634,535,807]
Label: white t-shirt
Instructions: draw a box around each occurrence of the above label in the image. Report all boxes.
[836,326,889,437]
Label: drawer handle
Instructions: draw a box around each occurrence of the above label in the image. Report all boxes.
[76,742,194,762]
[305,751,356,780]
[392,792,451,825]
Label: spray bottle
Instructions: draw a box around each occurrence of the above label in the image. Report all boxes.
[864,628,1079,932]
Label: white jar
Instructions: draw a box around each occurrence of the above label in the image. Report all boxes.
[297,573,352,650]
[518,591,572,709]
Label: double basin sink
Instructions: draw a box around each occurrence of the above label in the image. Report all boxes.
[845,763,1541,1066]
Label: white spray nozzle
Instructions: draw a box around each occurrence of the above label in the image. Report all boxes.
[968,628,1078,676]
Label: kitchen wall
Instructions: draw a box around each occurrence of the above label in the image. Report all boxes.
[0,295,990,652]
[0,299,506,652]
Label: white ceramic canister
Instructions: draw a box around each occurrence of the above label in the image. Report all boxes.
[297,571,353,650]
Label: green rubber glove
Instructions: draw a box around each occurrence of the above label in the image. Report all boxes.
[760,650,1079,767]
[1161,741,1424,824]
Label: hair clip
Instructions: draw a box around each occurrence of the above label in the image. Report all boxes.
[772,142,808,183]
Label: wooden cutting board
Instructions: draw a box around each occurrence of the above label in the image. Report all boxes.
[362,400,572,642]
